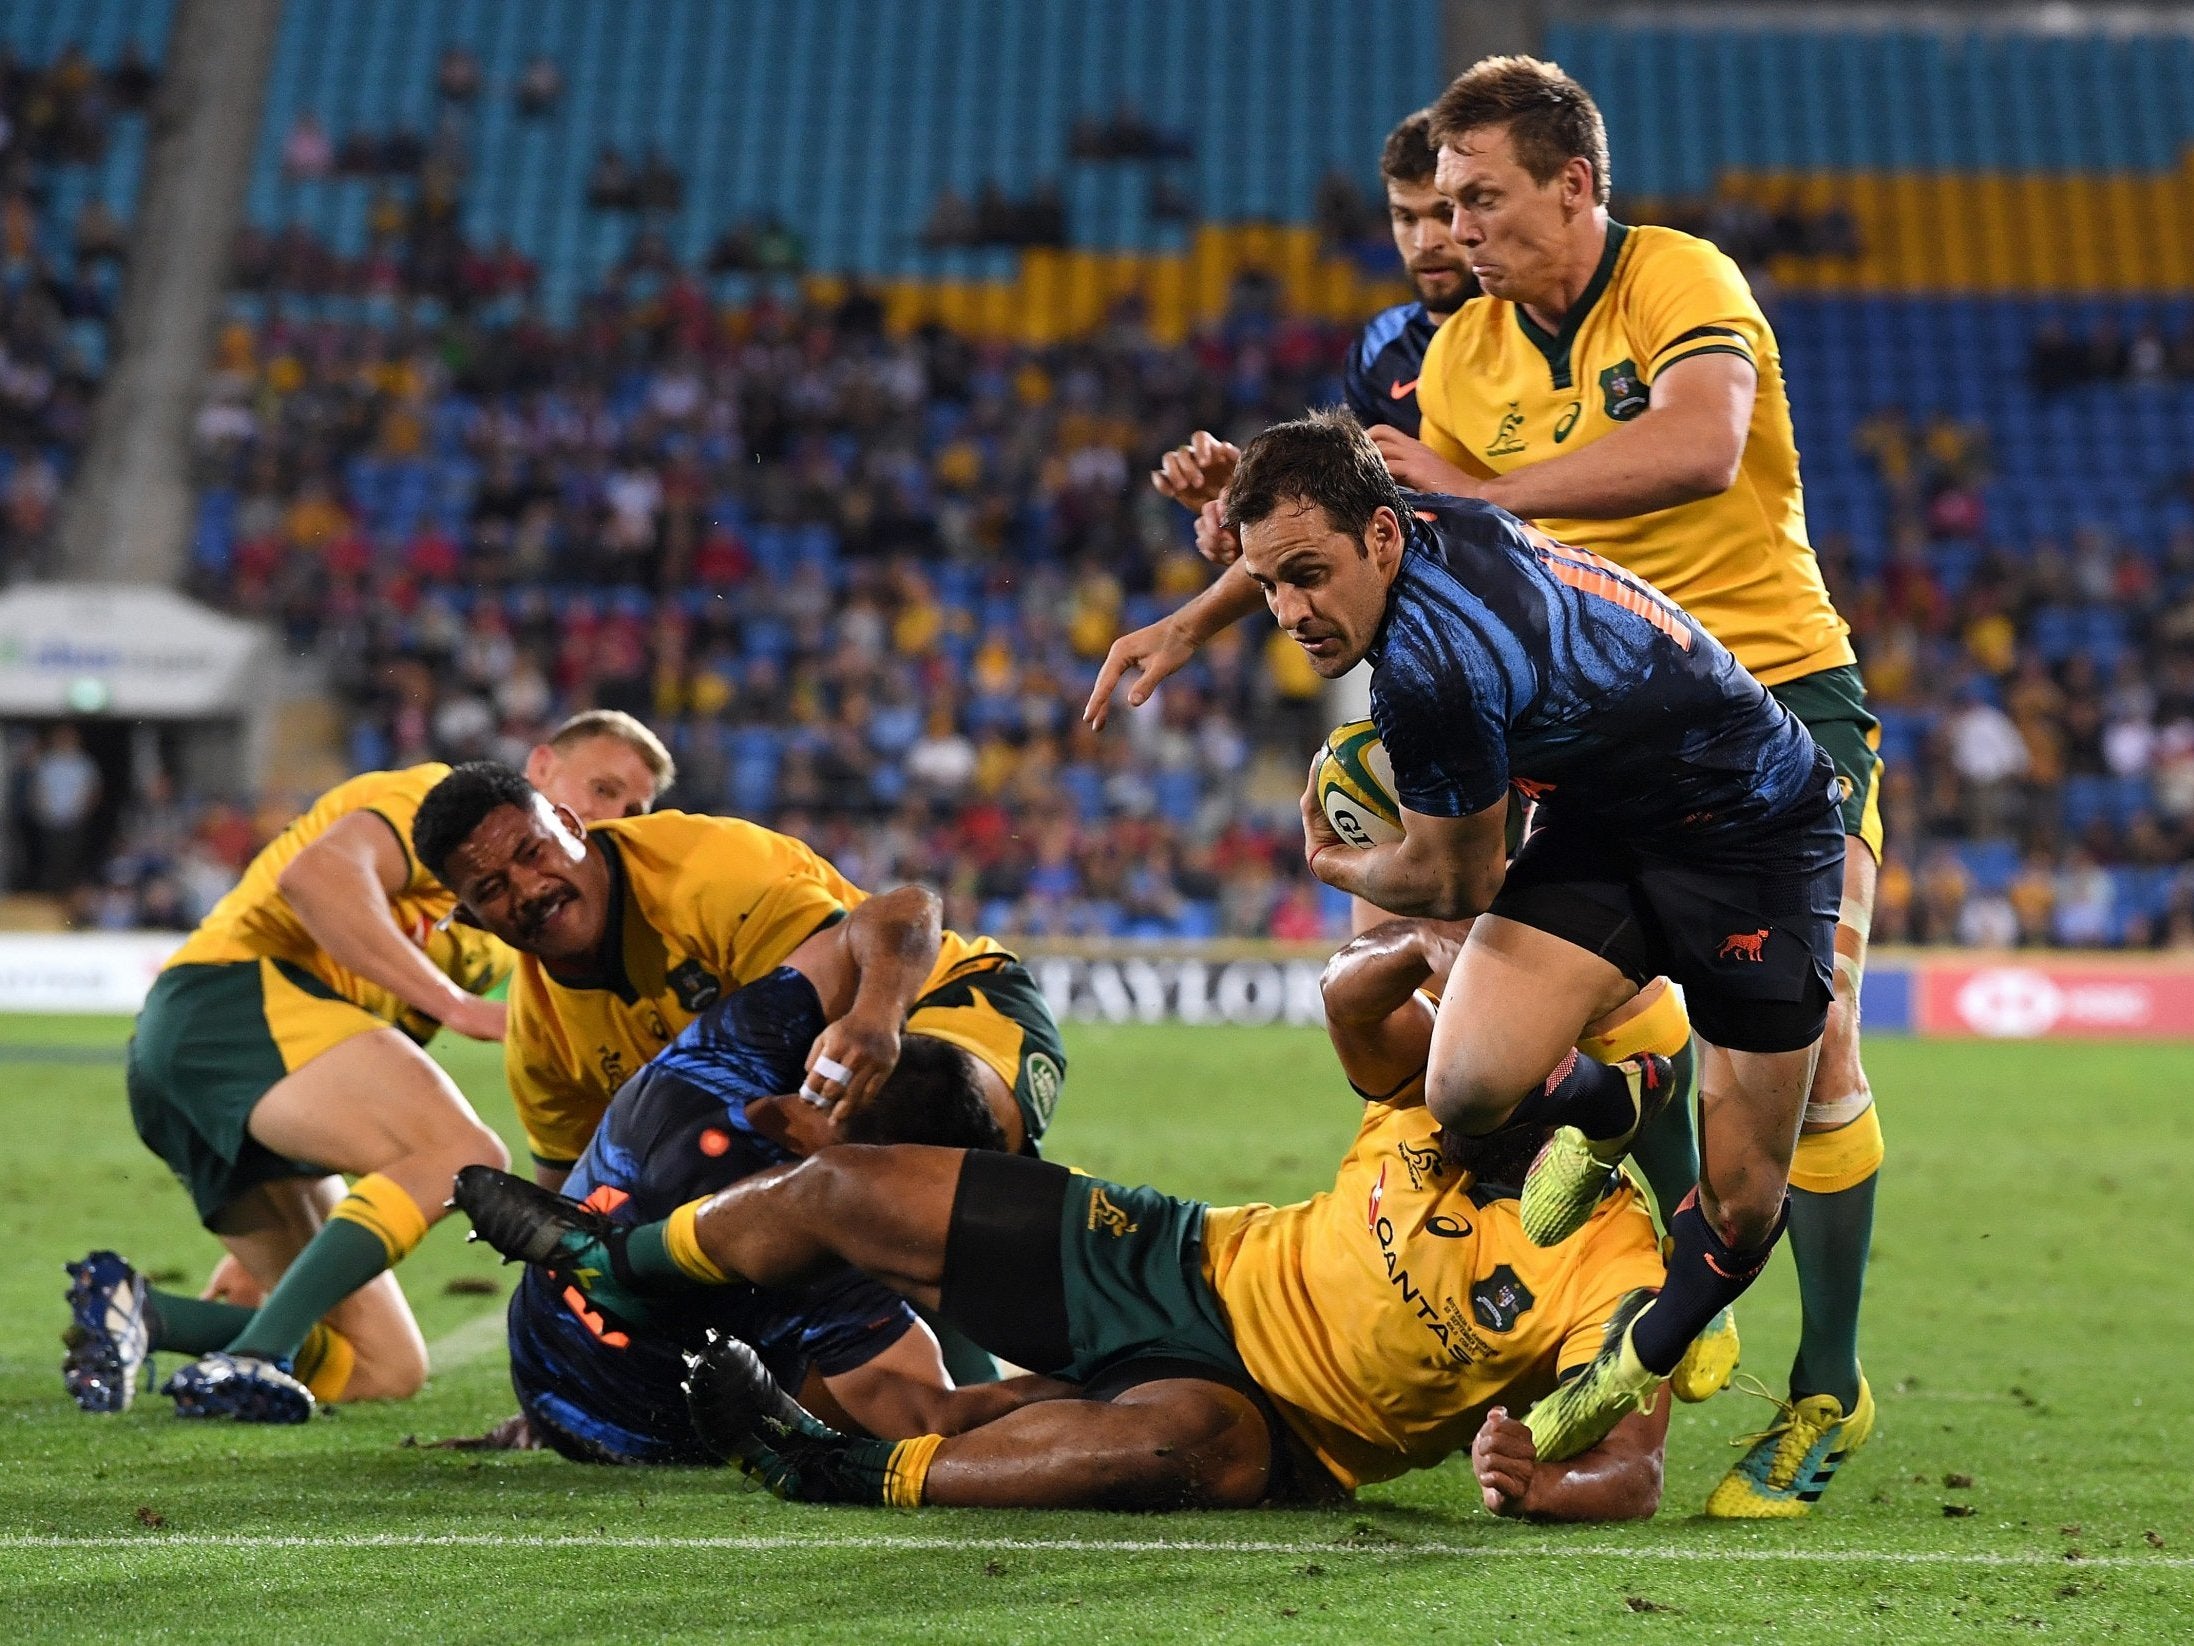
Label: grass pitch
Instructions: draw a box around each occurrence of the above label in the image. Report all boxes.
[3,1013,2192,1642]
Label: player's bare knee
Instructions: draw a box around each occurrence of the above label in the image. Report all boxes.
[345,1337,429,1402]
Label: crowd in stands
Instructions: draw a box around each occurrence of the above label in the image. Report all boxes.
[2030,316,2194,395]
[8,33,2185,950]
[0,42,155,582]
[88,246,2178,951]
[1833,409,2194,948]
[140,254,1353,942]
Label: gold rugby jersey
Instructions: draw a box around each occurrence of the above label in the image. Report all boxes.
[1416,222,1852,687]
[505,810,1007,1164]
[1202,1097,1663,1490]
[165,765,512,1039]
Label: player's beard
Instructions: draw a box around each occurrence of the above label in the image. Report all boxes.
[1410,259,1473,313]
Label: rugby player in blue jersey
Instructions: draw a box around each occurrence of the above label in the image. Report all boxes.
[494,928,1018,1464]
[1090,411,1844,1460]
[1150,111,1474,569]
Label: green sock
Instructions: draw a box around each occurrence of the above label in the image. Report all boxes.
[619,1218,687,1286]
[1786,1172,1876,1411]
[1629,1082,1701,1230]
[145,1289,255,1353]
[224,1219,389,1363]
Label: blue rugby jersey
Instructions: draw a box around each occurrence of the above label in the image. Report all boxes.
[1365,494,1836,862]
[1342,301,1441,436]
[506,969,915,1464]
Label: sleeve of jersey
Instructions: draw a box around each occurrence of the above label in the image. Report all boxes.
[504,1006,599,1168]
[1632,238,1765,385]
[1367,621,1511,820]
[360,767,445,896]
[1554,1207,1670,1378]
[795,1270,920,1378]
[1341,338,1386,429]
[681,819,854,988]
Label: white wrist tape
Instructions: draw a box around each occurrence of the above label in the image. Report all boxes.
[811,1055,853,1087]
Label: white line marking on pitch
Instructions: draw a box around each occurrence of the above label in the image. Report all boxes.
[424,1309,505,1373]
[4,1534,2188,1569]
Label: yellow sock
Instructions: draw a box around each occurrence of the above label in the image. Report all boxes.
[663,1199,729,1283]
[294,1323,356,1401]
[1576,980,1692,1064]
[883,1433,944,1507]
[327,1173,430,1264]
[1790,1104,1886,1195]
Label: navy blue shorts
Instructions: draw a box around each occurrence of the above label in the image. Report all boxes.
[1490,771,1845,1055]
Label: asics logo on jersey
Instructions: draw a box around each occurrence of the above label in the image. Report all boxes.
[1716,928,1769,963]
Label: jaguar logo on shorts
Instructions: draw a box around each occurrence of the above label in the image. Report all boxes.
[1716,928,1770,964]
[1023,1052,1063,1127]
[1471,1265,1535,1333]
[667,959,722,1013]
[1086,1186,1140,1238]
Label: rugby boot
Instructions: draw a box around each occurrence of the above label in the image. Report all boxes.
[1523,1287,1664,1462]
[451,1165,652,1324]
[62,1250,151,1413]
[1704,1374,1876,1518]
[684,1330,919,1505]
[162,1352,314,1424]
[1521,1048,1684,1248]
[1669,1305,1741,1404]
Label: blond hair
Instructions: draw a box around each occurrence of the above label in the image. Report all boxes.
[548,709,676,795]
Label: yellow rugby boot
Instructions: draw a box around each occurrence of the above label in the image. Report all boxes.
[1670,1306,1740,1403]
[1704,1374,1876,1518]
[1523,1288,1664,1462]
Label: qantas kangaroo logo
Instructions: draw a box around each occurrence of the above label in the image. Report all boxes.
[1717,928,1769,963]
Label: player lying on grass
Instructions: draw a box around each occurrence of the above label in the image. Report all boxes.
[497,950,1017,1464]
[1087,412,1845,1463]
[458,916,1673,1518]
[64,713,674,1423]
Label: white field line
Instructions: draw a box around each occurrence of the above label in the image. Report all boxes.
[424,1309,507,1373]
[2,1532,2189,1569]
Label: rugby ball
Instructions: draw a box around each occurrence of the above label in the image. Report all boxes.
[1315,720,1403,847]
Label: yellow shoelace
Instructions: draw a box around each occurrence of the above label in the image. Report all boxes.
[1724,1374,1830,1491]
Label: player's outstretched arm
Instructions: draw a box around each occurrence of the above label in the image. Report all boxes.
[1319,918,1470,1103]
[802,885,945,1115]
[1471,1392,1669,1521]
[277,813,506,1040]
[1083,561,1265,730]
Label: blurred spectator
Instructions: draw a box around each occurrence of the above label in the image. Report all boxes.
[282,112,332,180]
[516,55,563,117]
[586,146,637,210]
[28,725,100,893]
[436,45,481,105]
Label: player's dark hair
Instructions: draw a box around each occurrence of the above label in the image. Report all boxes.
[1428,55,1611,206]
[1222,408,1409,551]
[413,761,544,886]
[1380,109,1438,187]
[842,1036,1009,1153]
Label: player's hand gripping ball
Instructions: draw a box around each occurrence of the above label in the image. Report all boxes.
[1314,720,1402,847]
